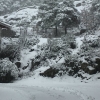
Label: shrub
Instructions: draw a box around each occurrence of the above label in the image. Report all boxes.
[24,36,39,48]
[61,34,76,49]
[0,58,19,83]
[47,38,63,51]
[64,55,80,76]
[0,45,20,61]
[79,35,100,57]
[1,38,20,61]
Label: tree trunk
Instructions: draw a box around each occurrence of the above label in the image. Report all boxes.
[65,26,67,34]
[55,25,58,37]
[0,27,2,53]
[45,28,47,33]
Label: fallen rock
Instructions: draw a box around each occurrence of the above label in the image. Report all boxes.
[87,66,97,75]
[40,67,59,78]
[76,3,81,7]
[95,58,100,72]
[81,62,88,72]
[15,61,21,68]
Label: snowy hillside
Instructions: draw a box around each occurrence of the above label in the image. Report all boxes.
[0,0,100,100]
[0,0,44,15]
[0,6,41,36]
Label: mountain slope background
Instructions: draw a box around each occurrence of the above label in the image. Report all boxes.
[0,0,44,15]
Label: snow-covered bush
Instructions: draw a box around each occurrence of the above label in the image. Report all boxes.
[20,34,40,49]
[79,35,100,57]
[25,36,39,48]
[39,43,49,51]
[0,44,20,61]
[64,55,80,76]
[33,37,72,69]
[0,58,19,83]
[47,38,71,57]
[0,37,20,61]
[84,35,100,47]
[61,34,76,49]
[47,38,63,52]
[29,50,46,71]
[36,38,63,60]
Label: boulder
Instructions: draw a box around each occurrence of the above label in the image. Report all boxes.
[80,29,87,34]
[70,42,76,49]
[95,58,100,72]
[15,62,21,68]
[30,59,41,71]
[81,62,89,73]
[29,48,34,52]
[40,67,59,78]
[76,3,81,7]
[81,62,97,74]
[87,66,97,75]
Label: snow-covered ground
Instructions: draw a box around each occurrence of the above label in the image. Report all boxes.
[20,38,47,66]
[0,66,100,100]
[1,37,100,100]
[72,36,84,55]
[1,34,100,100]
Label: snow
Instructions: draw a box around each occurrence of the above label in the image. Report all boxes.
[57,57,65,63]
[0,86,31,100]
[20,38,47,66]
[0,66,100,100]
[6,7,38,21]
[0,7,39,30]
[0,84,81,100]
[72,36,84,55]
[76,6,85,13]
[0,35,100,100]
[85,35,98,41]
[2,37,100,100]
[87,66,95,70]
[20,49,37,66]
[37,38,47,45]
[0,1,100,100]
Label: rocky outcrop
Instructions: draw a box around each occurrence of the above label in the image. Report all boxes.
[40,67,59,78]
[40,63,67,78]
[80,61,97,75]
[81,62,88,73]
